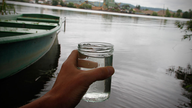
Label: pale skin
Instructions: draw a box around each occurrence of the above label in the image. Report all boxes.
[21,50,115,108]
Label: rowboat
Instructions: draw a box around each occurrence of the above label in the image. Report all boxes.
[0,14,63,79]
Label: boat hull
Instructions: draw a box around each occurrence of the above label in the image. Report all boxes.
[0,32,58,79]
[0,14,62,79]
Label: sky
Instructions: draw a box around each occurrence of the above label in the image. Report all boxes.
[89,0,192,11]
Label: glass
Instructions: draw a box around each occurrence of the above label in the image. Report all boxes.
[78,42,114,102]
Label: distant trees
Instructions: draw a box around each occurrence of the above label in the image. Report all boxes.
[52,0,58,6]
[172,13,175,17]
[182,9,192,19]
[135,5,140,10]
[176,9,182,17]
[183,11,189,18]
[165,8,171,17]
[122,4,130,10]
[67,2,76,8]
[79,4,91,9]
[52,0,67,7]
[35,0,38,3]
[60,1,65,6]
[111,8,120,12]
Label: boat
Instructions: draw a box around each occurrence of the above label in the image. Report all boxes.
[0,14,63,79]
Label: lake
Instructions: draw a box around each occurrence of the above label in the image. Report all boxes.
[0,1,192,108]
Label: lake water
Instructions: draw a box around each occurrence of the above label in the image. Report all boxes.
[0,1,192,108]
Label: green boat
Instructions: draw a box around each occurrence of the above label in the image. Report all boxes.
[0,14,63,79]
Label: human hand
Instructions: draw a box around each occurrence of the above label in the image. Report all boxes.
[21,50,114,108]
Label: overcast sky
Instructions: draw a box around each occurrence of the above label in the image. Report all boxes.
[89,0,192,11]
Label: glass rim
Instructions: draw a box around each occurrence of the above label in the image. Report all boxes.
[78,42,114,47]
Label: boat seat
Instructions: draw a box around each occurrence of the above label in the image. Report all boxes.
[0,27,48,37]
[17,17,59,23]
[0,19,57,30]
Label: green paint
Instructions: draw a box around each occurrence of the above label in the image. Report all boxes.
[0,13,62,79]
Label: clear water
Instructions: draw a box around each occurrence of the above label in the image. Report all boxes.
[79,55,113,102]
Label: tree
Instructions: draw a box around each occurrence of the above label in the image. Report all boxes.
[165,8,171,17]
[182,11,189,18]
[35,0,38,4]
[152,12,158,16]
[189,9,192,18]
[176,9,182,17]
[52,0,58,6]
[182,9,192,19]
[67,2,75,7]
[135,5,140,10]
[122,4,130,10]
[60,1,65,6]
[130,8,133,11]
[172,12,175,17]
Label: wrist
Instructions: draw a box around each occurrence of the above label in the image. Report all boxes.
[20,92,59,108]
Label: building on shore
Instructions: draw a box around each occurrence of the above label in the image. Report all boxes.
[141,10,154,15]
[157,10,174,16]
[103,0,117,9]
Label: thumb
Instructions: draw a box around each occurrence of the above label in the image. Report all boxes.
[86,66,114,83]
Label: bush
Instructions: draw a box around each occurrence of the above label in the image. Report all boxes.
[110,8,120,12]
[79,4,92,9]
[52,0,58,6]
[67,2,76,8]
[152,12,158,16]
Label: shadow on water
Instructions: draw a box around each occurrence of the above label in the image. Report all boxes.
[0,36,61,108]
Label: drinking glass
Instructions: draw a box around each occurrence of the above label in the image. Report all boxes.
[78,42,114,102]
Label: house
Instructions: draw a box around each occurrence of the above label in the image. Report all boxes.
[157,10,174,16]
[141,10,154,15]
[133,8,140,12]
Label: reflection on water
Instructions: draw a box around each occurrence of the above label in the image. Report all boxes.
[0,36,60,108]
[2,2,192,108]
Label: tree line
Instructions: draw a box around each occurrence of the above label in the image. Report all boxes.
[166,9,192,19]
[51,0,92,9]
[150,8,192,19]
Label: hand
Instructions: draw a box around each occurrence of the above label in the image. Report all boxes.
[21,50,114,108]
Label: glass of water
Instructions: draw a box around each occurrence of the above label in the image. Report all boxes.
[78,42,114,102]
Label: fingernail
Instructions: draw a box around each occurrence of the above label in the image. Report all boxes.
[107,67,114,76]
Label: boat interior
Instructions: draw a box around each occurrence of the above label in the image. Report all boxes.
[0,14,60,37]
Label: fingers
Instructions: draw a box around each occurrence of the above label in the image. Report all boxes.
[78,59,98,68]
[66,50,115,83]
[86,66,114,83]
[66,50,79,66]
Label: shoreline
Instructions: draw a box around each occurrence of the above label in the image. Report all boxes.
[3,1,190,21]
